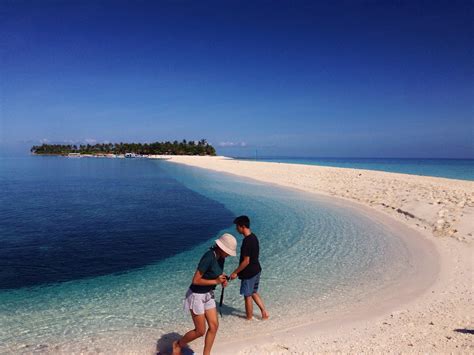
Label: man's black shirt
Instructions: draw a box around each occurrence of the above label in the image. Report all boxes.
[238,233,262,279]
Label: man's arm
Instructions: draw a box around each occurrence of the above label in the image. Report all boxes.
[230,256,250,280]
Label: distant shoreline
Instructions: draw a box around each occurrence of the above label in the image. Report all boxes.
[31,152,209,159]
[235,156,474,181]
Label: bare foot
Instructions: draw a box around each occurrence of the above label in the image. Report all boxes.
[172,340,181,355]
[262,311,270,320]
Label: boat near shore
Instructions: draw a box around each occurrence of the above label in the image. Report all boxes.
[60,153,170,160]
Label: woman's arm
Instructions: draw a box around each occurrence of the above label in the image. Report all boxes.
[192,270,226,286]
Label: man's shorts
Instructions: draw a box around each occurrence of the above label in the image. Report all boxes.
[240,272,261,297]
[183,288,216,315]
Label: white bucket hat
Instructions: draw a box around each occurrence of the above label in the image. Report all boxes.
[215,233,237,256]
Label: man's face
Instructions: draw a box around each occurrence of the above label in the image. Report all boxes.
[235,224,244,235]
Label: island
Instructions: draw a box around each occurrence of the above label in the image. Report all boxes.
[30,139,216,157]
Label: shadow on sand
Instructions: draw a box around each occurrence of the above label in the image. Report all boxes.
[156,332,194,355]
[454,328,474,335]
[155,305,248,354]
[218,303,247,319]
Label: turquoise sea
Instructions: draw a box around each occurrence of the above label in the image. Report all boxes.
[240,157,474,181]
[1,156,424,353]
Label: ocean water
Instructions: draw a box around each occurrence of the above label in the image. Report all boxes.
[1,157,416,353]
[0,157,234,289]
[244,157,474,181]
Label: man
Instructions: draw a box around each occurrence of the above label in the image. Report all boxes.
[230,215,269,320]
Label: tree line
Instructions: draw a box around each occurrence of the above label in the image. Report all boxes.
[31,139,216,156]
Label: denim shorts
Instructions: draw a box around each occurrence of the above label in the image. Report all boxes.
[240,272,260,297]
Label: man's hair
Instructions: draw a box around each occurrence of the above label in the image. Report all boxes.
[233,215,250,228]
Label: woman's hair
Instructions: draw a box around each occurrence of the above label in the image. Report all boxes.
[212,244,224,257]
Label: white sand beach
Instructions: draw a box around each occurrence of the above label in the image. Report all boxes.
[163,156,473,353]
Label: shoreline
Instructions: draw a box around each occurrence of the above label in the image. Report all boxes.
[165,156,474,241]
[163,155,473,353]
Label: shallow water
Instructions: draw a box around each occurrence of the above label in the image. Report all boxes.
[245,157,474,181]
[0,157,414,353]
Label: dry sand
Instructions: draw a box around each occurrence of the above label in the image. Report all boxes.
[161,156,473,354]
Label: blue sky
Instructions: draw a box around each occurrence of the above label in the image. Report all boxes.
[1,1,472,157]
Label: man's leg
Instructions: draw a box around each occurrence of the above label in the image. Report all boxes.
[203,307,219,355]
[173,311,206,355]
[251,292,269,319]
[244,295,253,320]
[241,279,254,320]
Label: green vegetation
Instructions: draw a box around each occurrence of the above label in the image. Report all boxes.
[31,139,216,156]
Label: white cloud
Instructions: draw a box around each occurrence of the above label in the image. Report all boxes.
[218,141,247,147]
[32,138,111,145]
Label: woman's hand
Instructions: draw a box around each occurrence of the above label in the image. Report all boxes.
[216,274,227,285]
[222,275,230,288]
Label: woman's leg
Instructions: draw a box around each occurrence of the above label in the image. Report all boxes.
[173,311,206,355]
[203,307,219,355]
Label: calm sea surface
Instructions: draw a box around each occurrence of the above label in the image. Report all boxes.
[240,157,474,181]
[0,156,419,353]
[0,156,234,289]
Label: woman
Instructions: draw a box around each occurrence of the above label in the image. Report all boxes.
[173,233,237,355]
